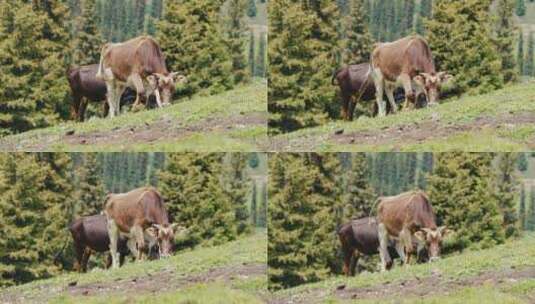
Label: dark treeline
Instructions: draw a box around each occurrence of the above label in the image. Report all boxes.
[269,152,528,290]
[0,0,267,135]
[0,152,267,287]
[269,0,524,134]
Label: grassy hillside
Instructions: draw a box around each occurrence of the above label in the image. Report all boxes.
[271,233,535,304]
[270,82,535,152]
[0,81,267,152]
[0,231,267,304]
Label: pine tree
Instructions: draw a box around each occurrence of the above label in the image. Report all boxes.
[248,31,256,77]
[516,0,526,16]
[247,0,257,17]
[251,181,258,225]
[134,0,146,34]
[517,152,529,171]
[0,153,75,286]
[158,153,237,249]
[268,0,342,134]
[427,153,505,251]
[525,31,534,76]
[495,153,519,238]
[495,0,518,83]
[222,153,251,235]
[403,0,415,35]
[157,0,233,97]
[426,0,503,95]
[0,1,71,135]
[341,153,376,221]
[520,183,526,230]
[527,185,535,230]
[226,0,249,83]
[258,180,267,227]
[72,0,105,65]
[344,0,373,64]
[74,153,106,216]
[268,153,342,290]
[518,30,525,75]
[255,31,267,77]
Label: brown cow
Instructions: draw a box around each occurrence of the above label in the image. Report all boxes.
[371,35,452,116]
[376,191,451,271]
[96,36,186,117]
[104,187,183,268]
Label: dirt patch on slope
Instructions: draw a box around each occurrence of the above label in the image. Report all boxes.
[63,112,266,148]
[68,263,266,298]
[271,266,535,304]
[0,111,266,151]
[330,112,535,150]
[0,263,266,303]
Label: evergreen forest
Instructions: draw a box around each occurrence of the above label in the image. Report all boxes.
[0,152,267,287]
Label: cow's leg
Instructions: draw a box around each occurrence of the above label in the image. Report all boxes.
[129,74,146,110]
[70,94,83,121]
[400,74,415,111]
[105,253,112,269]
[113,85,125,116]
[132,225,146,261]
[385,83,397,114]
[372,69,387,117]
[119,253,126,266]
[105,81,117,118]
[79,98,89,122]
[348,95,358,121]
[107,218,120,269]
[126,236,138,258]
[340,91,351,120]
[351,251,360,276]
[342,248,353,276]
[395,241,406,265]
[81,248,91,272]
[399,228,413,266]
[377,223,392,272]
[73,243,85,273]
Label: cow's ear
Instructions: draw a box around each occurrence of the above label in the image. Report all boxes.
[414,231,426,242]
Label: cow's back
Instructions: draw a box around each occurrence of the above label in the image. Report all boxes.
[372,36,435,80]
[104,36,167,81]
[105,187,169,231]
[78,65,107,101]
[350,217,381,255]
[378,191,436,235]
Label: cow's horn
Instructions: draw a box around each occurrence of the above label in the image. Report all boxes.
[153,224,162,230]
[420,72,431,79]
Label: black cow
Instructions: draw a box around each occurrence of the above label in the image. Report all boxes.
[68,215,130,272]
[67,64,137,121]
[338,217,427,276]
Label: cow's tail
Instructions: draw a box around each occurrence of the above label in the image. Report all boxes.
[96,43,110,80]
[368,197,382,219]
[332,66,344,85]
[53,232,71,266]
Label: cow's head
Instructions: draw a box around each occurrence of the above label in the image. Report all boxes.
[146,223,185,258]
[413,226,451,262]
[151,73,188,106]
[413,72,453,105]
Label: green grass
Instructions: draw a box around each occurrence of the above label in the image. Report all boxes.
[272,233,535,303]
[0,231,267,303]
[271,82,535,151]
[0,81,267,152]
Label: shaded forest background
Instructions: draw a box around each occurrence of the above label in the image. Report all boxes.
[0,152,267,287]
[269,152,533,290]
[0,0,267,135]
[268,0,535,134]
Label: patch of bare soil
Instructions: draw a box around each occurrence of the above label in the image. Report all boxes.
[330,112,535,149]
[0,263,266,303]
[68,263,266,298]
[63,112,266,148]
[272,266,535,304]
